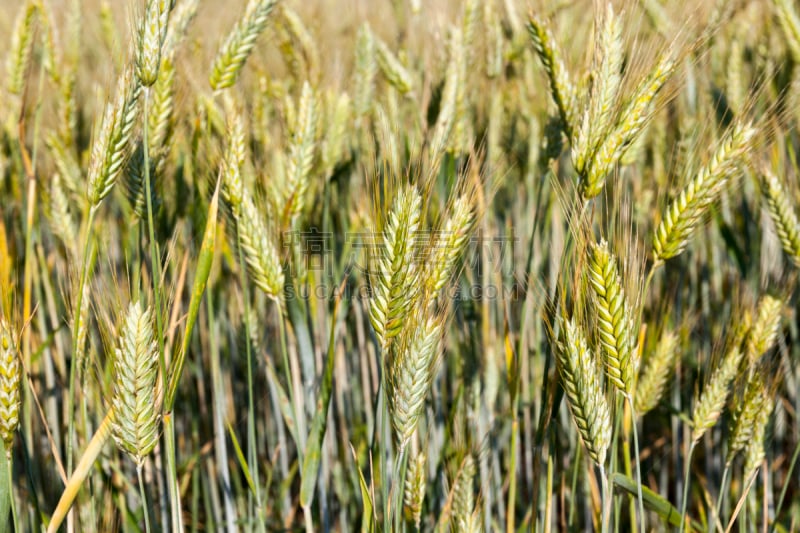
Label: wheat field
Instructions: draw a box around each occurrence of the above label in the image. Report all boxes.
[0,0,799,531]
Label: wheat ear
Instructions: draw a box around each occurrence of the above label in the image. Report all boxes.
[209,0,277,90]
[0,320,20,452]
[404,451,427,529]
[556,317,612,466]
[634,330,679,415]
[653,120,756,262]
[745,295,783,365]
[691,347,743,443]
[284,82,318,221]
[87,68,142,211]
[387,315,441,449]
[587,239,638,395]
[760,170,800,267]
[527,14,576,136]
[369,185,422,351]
[727,374,768,465]
[110,302,160,467]
[6,0,37,96]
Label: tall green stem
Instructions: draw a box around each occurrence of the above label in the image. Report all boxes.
[679,442,696,533]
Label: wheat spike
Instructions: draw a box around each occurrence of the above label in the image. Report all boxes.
[387,315,441,448]
[527,14,576,136]
[163,0,198,55]
[126,140,161,221]
[321,90,351,179]
[374,36,414,95]
[47,173,78,249]
[727,374,768,465]
[110,302,160,467]
[634,330,679,414]
[369,185,422,351]
[572,3,622,177]
[582,51,675,199]
[453,454,478,533]
[148,53,176,153]
[136,0,170,87]
[236,196,285,300]
[87,68,142,211]
[556,318,612,466]
[6,0,37,96]
[353,24,377,119]
[209,0,277,90]
[774,0,800,63]
[428,195,475,301]
[760,170,800,267]
[743,394,774,480]
[0,319,20,452]
[587,239,638,395]
[404,451,427,529]
[653,120,756,262]
[691,347,743,443]
[746,295,783,365]
[221,102,247,215]
[284,82,318,221]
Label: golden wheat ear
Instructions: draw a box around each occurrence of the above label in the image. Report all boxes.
[0,320,20,454]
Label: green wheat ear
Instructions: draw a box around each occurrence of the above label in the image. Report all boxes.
[556,317,612,466]
[110,302,160,467]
